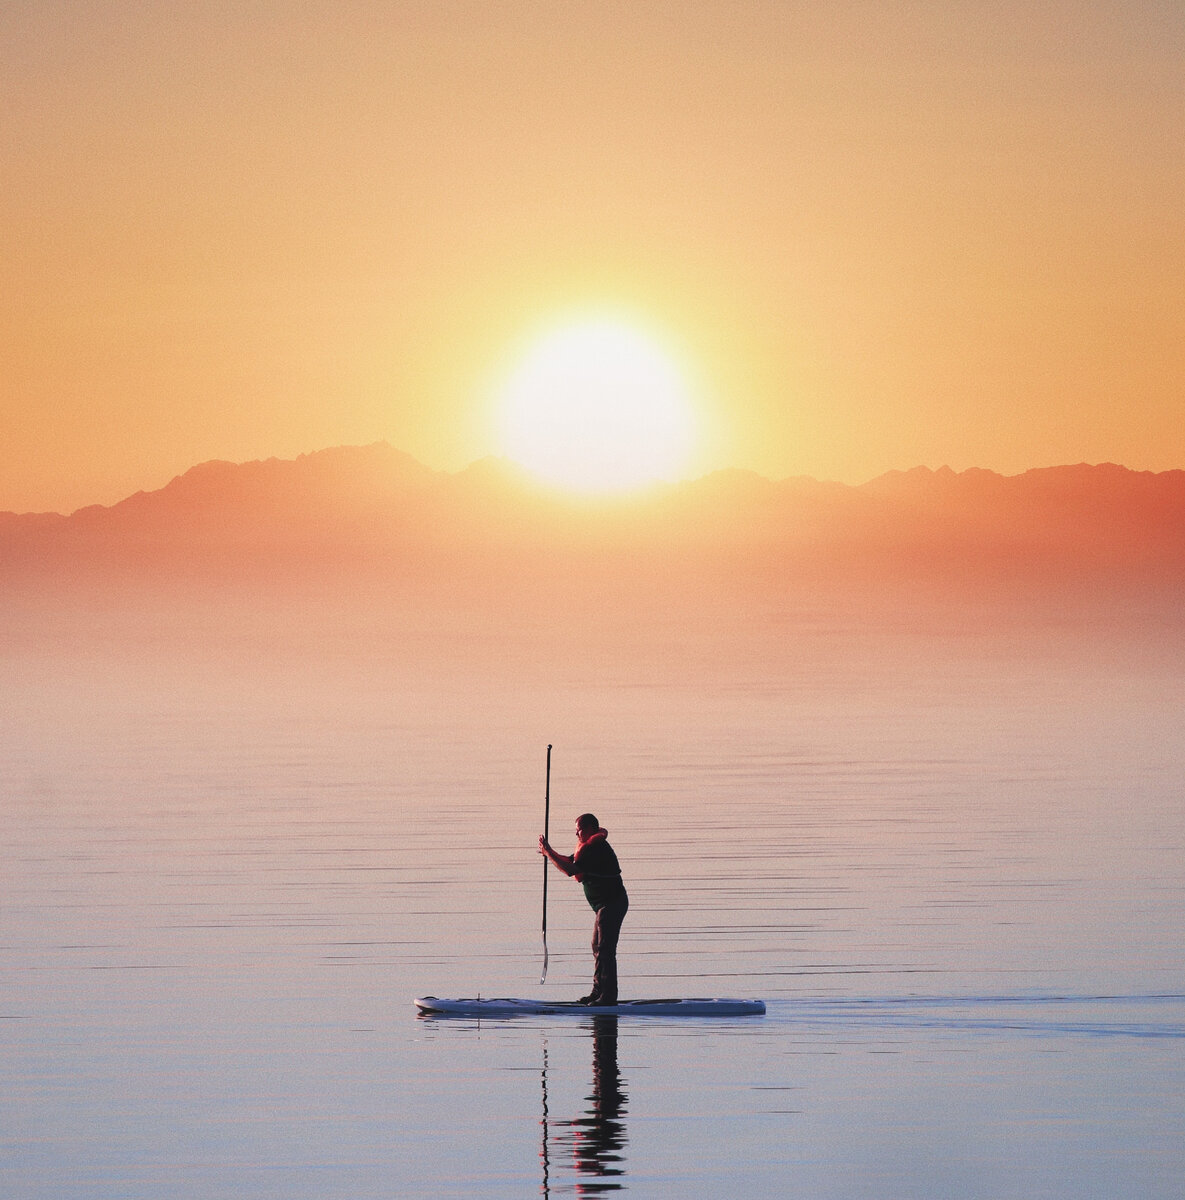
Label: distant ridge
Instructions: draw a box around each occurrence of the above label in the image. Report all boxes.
[2,445,1183,606]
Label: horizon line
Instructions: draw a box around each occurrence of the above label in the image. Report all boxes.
[6,440,1183,519]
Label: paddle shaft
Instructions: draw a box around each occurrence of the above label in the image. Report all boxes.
[541,744,552,984]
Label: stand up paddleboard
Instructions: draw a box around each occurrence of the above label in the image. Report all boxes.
[415,996,765,1017]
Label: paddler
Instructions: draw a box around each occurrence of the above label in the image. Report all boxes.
[539,813,629,1006]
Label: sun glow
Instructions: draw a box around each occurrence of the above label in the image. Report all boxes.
[496,318,697,493]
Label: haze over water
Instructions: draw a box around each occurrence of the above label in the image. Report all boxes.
[5,582,1183,1197]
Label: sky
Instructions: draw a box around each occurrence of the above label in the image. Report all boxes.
[3,0,1184,514]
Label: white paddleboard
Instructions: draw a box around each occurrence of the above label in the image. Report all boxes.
[414,996,765,1017]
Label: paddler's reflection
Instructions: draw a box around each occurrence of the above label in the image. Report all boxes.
[544,1015,628,1195]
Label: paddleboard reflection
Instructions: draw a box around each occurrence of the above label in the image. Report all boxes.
[542,1015,627,1195]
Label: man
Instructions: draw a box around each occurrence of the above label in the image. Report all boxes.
[539,813,629,1006]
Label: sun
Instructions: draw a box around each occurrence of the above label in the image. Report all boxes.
[496,318,697,493]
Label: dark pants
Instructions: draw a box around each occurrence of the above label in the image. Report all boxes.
[591,896,628,1003]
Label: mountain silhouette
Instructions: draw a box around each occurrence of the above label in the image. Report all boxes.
[3,446,1182,626]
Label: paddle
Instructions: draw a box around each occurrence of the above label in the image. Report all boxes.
[540,743,552,985]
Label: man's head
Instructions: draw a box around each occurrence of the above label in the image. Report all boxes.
[575,813,600,841]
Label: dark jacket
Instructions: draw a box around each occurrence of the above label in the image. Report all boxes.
[572,830,628,912]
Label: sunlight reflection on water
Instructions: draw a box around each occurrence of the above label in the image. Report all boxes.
[3,637,1184,1198]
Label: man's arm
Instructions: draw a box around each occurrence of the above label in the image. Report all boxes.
[539,836,575,875]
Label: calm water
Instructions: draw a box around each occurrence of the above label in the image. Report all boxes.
[3,623,1184,1197]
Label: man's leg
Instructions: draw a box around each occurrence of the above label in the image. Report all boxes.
[591,899,628,1004]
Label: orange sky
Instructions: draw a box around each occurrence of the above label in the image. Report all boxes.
[3,1,1183,514]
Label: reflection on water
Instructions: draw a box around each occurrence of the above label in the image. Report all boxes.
[543,1016,627,1195]
[3,634,1185,1199]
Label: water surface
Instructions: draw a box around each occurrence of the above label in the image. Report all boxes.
[4,625,1183,1196]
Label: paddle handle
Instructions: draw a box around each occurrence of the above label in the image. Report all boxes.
[541,744,552,984]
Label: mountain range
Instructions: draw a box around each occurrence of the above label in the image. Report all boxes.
[3,444,1183,621]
